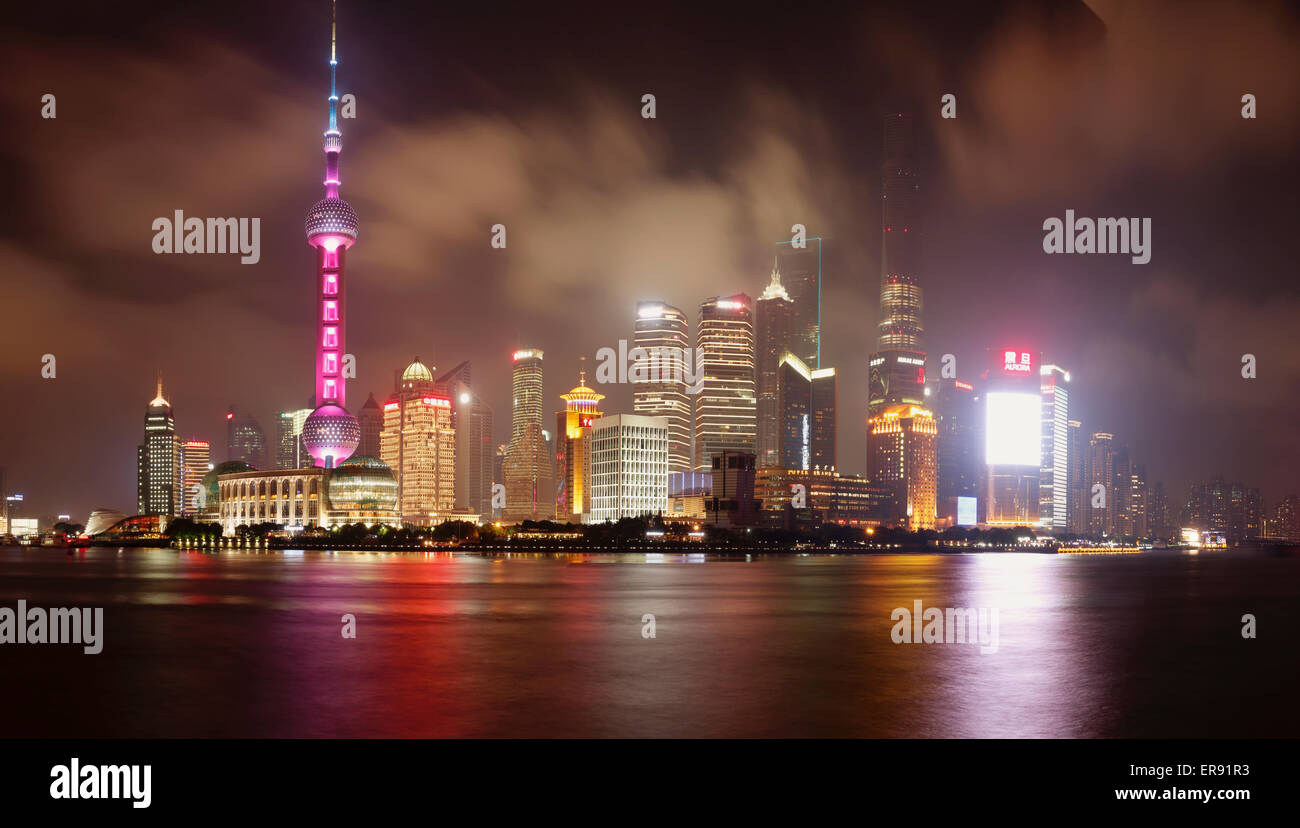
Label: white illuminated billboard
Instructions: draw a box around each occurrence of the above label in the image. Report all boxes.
[985,392,1040,466]
[957,496,977,527]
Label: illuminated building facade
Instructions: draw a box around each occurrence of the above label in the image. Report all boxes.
[755,467,889,526]
[300,2,360,469]
[775,238,822,368]
[137,378,182,517]
[324,455,399,527]
[1039,364,1070,530]
[380,359,456,523]
[867,404,937,530]
[180,439,211,517]
[983,348,1042,527]
[694,294,756,470]
[217,467,326,534]
[754,266,794,468]
[436,361,494,519]
[704,450,760,528]
[633,301,693,473]
[502,348,554,522]
[585,414,669,524]
[555,365,604,521]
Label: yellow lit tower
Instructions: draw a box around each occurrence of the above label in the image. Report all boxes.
[379,358,456,524]
[555,360,604,521]
[867,404,937,530]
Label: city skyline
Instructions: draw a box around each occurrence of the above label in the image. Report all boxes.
[3,0,1300,522]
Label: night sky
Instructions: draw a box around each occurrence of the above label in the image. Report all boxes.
[2,0,1298,520]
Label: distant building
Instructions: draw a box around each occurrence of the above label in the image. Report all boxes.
[137,378,182,517]
[179,439,211,517]
[436,361,494,519]
[275,407,313,469]
[585,414,669,524]
[1039,364,1070,531]
[356,393,383,459]
[226,406,267,469]
[1067,419,1087,533]
[1086,433,1116,535]
[502,348,554,522]
[695,294,756,470]
[633,301,693,473]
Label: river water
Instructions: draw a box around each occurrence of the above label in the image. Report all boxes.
[1,545,1295,737]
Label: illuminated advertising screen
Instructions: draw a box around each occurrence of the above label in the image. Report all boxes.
[985,392,1040,466]
[957,496,977,527]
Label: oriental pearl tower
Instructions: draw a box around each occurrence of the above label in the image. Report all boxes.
[301,0,361,469]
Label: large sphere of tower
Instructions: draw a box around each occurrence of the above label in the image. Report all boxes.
[305,197,359,249]
[301,403,361,468]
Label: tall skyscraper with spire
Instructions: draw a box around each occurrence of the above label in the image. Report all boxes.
[137,376,182,517]
[868,113,926,419]
[301,0,361,469]
[755,260,794,468]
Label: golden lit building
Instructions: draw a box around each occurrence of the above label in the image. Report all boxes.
[867,404,937,530]
[380,358,456,524]
[502,348,554,523]
[555,363,604,521]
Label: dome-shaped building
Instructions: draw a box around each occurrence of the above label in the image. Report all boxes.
[327,456,399,512]
[198,461,256,514]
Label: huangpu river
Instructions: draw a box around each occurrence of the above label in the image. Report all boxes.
[1,545,1297,738]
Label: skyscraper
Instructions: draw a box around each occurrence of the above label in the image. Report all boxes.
[1067,419,1086,533]
[983,348,1042,527]
[772,352,837,471]
[180,438,210,517]
[754,264,794,468]
[1087,432,1116,535]
[436,361,494,518]
[356,393,383,459]
[226,406,266,469]
[1039,364,1070,531]
[868,113,926,421]
[775,238,822,368]
[928,376,980,525]
[585,414,669,524]
[380,358,456,522]
[300,1,361,469]
[275,406,313,469]
[867,404,937,530]
[694,294,755,470]
[632,301,693,473]
[502,348,554,522]
[137,377,182,517]
[555,363,604,521]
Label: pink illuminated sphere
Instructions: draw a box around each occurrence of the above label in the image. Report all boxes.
[301,403,360,469]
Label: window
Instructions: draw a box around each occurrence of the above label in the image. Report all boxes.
[323,327,338,348]
[323,273,338,295]
[323,300,339,322]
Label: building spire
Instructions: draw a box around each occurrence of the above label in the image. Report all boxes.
[760,256,791,301]
[151,371,168,407]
